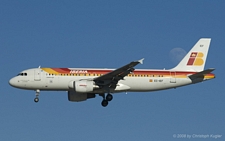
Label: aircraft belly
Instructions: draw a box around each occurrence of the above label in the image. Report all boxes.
[120,78,157,91]
[120,77,192,92]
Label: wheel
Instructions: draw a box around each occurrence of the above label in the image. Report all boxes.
[106,94,113,101]
[101,100,108,107]
[34,97,39,103]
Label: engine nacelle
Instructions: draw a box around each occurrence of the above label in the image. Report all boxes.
[68,91,87,102]
[68,80,95,93]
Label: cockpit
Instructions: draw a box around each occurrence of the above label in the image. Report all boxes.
[17,73,27,76]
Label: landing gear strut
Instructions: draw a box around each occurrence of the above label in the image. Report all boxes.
[100,93,113,107]
[34,89,40,103]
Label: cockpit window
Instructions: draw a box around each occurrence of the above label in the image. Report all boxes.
[17,73,27,76]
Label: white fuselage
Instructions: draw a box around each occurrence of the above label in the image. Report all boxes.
[9,68,208,93]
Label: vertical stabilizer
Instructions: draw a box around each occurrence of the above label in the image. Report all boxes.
[171,38,211,72]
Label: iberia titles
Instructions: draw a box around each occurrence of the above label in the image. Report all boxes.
[70,70,88,74]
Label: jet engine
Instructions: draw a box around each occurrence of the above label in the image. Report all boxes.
[68,91,95,102]
[68,80,98,93]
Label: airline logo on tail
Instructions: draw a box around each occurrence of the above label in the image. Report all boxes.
[187,52,204,66]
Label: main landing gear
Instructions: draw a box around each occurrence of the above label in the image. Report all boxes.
[34,89,40,103]
[101,93,113,107]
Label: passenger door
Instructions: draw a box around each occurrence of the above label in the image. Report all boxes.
[170,71,176,83]
[34,69,41,81]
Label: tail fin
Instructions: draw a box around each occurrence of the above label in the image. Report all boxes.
[171,38,211,72]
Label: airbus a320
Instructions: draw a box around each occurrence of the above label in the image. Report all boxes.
[9,38,215,107]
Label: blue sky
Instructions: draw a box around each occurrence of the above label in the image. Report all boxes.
[0,1,224,140]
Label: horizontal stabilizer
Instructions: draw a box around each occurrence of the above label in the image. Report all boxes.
[189,68,215,80]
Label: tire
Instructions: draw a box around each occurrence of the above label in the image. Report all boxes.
[106,94,113,101]
[101,100,108,107]
[34,98,39,103]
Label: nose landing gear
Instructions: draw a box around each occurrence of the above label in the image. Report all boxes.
[34,89,40,103]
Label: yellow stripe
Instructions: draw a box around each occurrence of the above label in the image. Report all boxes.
[41,68,60,74]
[204,75,215,79]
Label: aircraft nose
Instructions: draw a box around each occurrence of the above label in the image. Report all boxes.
[9,78,16,87]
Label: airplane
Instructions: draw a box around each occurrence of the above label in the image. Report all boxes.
[9,38,215,107]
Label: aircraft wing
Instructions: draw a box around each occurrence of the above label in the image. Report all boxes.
[94,58,144,89]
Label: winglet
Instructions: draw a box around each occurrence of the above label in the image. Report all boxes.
[138,58,144,64]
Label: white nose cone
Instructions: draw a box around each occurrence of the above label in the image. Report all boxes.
[9,78,16,87]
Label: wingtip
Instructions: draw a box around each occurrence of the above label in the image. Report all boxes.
[138,58,144,64]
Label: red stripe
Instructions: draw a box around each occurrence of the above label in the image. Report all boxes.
[52,68,70,73]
